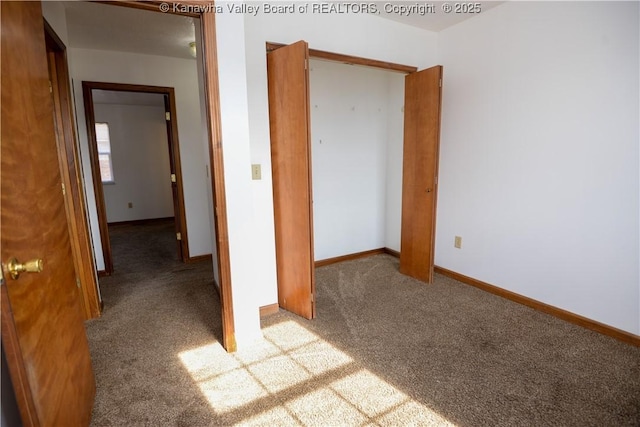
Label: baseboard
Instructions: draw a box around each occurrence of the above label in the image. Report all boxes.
[315,248,386,267]
[434,266,640,347]
[107,217,174,226]
[259,303,280,317]
[383,247,400,258]
[186,254,213,264]
[98,254,210,274]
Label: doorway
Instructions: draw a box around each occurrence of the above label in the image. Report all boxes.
[82,82,188,275]
[59,1,236,351]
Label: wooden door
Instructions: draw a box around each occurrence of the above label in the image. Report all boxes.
[267,41,316,319]
[399,66,443,284]
[1,1,96,425]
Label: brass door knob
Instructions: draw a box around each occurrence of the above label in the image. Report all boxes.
[5,258,44,280]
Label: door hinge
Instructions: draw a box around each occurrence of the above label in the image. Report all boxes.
[170,173,177,183]
[61,182,66,195]
[305,58,308,70]
[439,78,442,88]
[311,294,314,303]
[49,80,53,93]
[176,232,182,241]
[165,112,171,121]
[76,278,81,289]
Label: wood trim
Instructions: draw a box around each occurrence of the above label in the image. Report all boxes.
[82,83,113,275]
[165,89,190,262]
[315,248,386,268]
[97,270,108,278]
[266,42,417,74]
[304,45,317,320]
[186,254,213,264]
[1,284,39,427]
[434,266,640,347]
[201,11,237,352]
[83,81,177,94]
[383,247,400,258]
[45,22,102,319]
[81,81,189,273]
[107,217,174,227]
[259,303,280,317]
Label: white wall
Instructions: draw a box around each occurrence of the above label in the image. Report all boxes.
[194,25,220,288]
[215,8,263,345]
[384,73,406,252]
[69,49,213,269]
[436,1,640,334]
[309,59,407,259]
[42,1,69,45]
[94,102,174,223]
[310,59,391,260]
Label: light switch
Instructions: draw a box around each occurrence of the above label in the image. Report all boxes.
[251,164,262,180]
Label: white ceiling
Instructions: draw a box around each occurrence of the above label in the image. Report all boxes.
[374,1,504,31]
[64,1,198,60]
[63,1,504,59]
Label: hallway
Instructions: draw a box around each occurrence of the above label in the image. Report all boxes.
[87,221,222,424]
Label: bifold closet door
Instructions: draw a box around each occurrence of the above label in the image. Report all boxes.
[267,40,316,319]
[400,65,443,284]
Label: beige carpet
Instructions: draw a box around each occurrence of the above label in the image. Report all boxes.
[87,220,640,426]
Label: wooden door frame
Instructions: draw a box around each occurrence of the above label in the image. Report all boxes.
[82,81,189,274]
[266,42,418,74]
[95,1,236,351]
[44,21,102,320]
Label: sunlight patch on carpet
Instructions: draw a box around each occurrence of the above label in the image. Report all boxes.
[178,319,455,425]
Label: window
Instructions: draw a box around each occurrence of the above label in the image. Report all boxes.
[95,123,114,183]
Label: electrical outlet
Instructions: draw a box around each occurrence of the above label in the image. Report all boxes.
[454,236,462,249]
[251,164,262,180]
[128,202,133,209]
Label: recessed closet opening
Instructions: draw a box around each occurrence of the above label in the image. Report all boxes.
[309,58,405,261]
[267,41,443,320]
